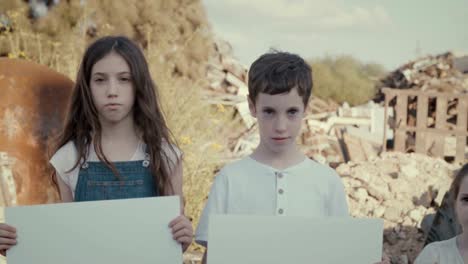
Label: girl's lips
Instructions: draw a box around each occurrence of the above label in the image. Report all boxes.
[105,103,122,110]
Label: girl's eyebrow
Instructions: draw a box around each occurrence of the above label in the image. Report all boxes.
[92,71,131,75]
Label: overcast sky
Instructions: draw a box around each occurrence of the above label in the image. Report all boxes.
[203,0,468,70]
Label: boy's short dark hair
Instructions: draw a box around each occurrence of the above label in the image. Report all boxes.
[248,51,313,106]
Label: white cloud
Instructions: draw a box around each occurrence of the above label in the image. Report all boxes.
[203,0,395,67]
[204,0,393,30]
[318,5,392,29]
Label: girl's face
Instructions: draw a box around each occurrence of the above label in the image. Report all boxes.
[456,175,468,231]
[90,51,135,126]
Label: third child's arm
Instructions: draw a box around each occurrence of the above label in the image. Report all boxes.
[201,250,207,264]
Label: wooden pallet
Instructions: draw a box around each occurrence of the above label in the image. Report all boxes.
[0,152,17,207]
[382,88,468,163]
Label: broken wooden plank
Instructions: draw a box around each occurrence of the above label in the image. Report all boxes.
[361,138,379,160]
[346,126,382,145]
[455,98,468,163]
[416,94,429,153]
[343,133,367,162]
[382,87,468,100]
[334,128,349,162]
[433,97,448,157]
[394,95,408,152]
[0,152,17,207]
[382,93,395,152]
[225,72,248,97]
[397,127,468,136]
[222,57,247,81]
[235,101,255,128]
[207,69,226,82]
[304,111,335,120]
[313,98,331,110]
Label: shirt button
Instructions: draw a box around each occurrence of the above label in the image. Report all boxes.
[277,172,283,179]
[278,189,284,194]
[278,208,284,214]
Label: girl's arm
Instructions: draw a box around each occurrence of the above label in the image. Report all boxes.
[168,159,193,252]
[55,171,73,203]
[170,159,184,213]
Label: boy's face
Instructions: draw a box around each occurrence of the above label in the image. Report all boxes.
[248,87,305,154]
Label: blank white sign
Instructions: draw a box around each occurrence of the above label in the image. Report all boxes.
[208,215,383,264]
[5,196,182,264]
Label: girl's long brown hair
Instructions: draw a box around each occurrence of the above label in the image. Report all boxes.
[52,36,178,196]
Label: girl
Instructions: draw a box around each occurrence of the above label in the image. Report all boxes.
[415,163,468,264]
[0,35,193,255]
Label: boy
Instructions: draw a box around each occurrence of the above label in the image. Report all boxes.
[195,51,349,263]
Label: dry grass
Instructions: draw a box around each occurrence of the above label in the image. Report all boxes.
[143,27,233,252]
[0,6,85,78]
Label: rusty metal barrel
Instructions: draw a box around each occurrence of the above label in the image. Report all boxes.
[0,58,73,205]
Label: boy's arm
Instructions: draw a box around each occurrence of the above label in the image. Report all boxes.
[195,170,228,255]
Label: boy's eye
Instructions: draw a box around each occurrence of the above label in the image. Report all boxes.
[263,109,275,115]
[287,108,301,117]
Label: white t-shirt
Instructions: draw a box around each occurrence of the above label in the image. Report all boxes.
[414,237,464,264]
[195,156,349,246]
[50,141,181,199]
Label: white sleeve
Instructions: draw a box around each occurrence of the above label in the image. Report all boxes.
[49,141,79,188]
[414,242,439,264]
[328,172,349,217]
[195,170,228,247]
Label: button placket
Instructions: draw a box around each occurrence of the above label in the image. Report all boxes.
[276,171,286,215]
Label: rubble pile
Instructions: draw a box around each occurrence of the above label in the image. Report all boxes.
[380,52,468,94]
[336,152,460,263]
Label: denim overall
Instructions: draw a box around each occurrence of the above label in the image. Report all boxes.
[74,153,158,201]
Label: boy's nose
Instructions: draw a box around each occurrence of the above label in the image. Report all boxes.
[274,116,287,132]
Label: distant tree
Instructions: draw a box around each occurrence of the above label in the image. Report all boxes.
[309,55,386,106]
